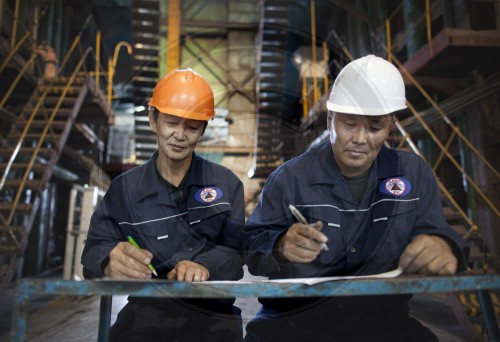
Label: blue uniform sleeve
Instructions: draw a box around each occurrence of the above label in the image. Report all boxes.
[81,185,126,278]
[410,161,469,271]
[242,168,294,277]
[194,176,245,280]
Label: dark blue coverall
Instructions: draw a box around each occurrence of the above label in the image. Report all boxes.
[82,151,245,342]
[243,141,469,342]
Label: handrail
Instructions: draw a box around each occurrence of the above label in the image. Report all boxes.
[0,31,30,75]
[373,34,500,220]
[393,56,500,180]
[108,41,132,110]
[0,52,37,110]
[381,1,440,58]
[4,48,93,234]
[394,122,478,238]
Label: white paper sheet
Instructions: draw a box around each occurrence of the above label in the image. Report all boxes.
[204,267,403,285]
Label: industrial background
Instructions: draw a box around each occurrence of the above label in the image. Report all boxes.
[0,0,499,340]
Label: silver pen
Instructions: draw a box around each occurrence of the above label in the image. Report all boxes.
[288,204,329,251]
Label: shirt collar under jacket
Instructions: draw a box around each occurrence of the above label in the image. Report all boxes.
[308,141,400,186]
[136,150,218,201]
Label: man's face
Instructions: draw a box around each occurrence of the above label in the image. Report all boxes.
[328,112,393,177]
[149,112,205,163]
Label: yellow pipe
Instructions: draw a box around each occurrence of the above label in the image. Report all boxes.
[395,58,500,180]
[58,36,81,75]
[96,31,101,90]
[322,42,329,97]
[0,53,37,109]
[108,41,133,110]
[385,19,392,62]
[405,101,500,217]
[11,0,20,49]
[302,77,308,117]
[167,0,180,72]
[432,131,456,171]
[394,121,477,233]
[6,48,93,227]
[107,57,113,111]
[425,0,434,56]
[0,31,29,75]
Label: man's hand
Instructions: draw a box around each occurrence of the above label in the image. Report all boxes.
[398,235,458,275]
[276,221,327,263]
[104,242,154,279]
[167,260,209,282]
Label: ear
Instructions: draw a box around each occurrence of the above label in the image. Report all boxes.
[148,111,157,132]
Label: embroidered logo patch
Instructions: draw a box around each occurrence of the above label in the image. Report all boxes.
[195,187,223,203]
[379,177,411,196]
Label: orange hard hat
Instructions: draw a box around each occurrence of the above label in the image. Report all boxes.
[148,69,215,121]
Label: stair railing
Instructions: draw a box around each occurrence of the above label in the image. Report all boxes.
[0,47,93,251]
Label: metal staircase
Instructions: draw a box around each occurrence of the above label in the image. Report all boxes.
[250,0,291,178]
[131,0,161,164]
[0,72,110,300]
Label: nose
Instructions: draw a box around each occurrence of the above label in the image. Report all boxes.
[352,126,368,144]
[173,125,186,140]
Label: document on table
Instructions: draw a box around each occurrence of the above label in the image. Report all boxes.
[205,267,403,285]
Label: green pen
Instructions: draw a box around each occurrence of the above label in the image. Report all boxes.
[127,235,158,276]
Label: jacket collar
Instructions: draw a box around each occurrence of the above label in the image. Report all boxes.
[137,151,217,201]
[309,142,400,186]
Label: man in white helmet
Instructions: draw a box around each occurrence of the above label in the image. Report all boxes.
[242,55,468,341]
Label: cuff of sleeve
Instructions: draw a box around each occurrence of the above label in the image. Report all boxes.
[433,234,470,272]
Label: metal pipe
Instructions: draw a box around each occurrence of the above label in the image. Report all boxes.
[311,0,319,104]
[96,31,101,90]
[11,0,20,49]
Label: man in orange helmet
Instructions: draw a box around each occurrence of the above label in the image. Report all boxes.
[82,69,245,341]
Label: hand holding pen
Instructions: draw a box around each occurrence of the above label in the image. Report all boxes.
[288,204,329,251]
[275,206,329,263]
[103,237,157,279]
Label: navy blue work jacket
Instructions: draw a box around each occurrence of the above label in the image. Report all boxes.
[82,151,245,281]
[243,141,468,279]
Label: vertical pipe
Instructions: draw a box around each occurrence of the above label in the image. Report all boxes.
[425,0,433,56]
[98,296,113,342]
[53,0,62,63]
[374,0,389,57]
[442,0,456,28]
[167,0,181,72]
[385,20,391,62]
[311,0,319,104]
[302,77,308,118]
[96,31,101,90]
[457,115,477,226]
[11,285,30,341]
[402,0,425,57]
[322,42,329,97]
[11,0,20,49]
[476,290,500,341]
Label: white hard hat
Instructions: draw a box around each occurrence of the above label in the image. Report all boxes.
[326,55,407,115]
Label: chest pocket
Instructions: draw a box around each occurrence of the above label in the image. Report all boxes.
[298,205,341,229]
[187,202,232,225]
[371,199,419,222]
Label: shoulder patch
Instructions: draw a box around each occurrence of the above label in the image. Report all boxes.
[195,187,223,204]
[379,177,411,196]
